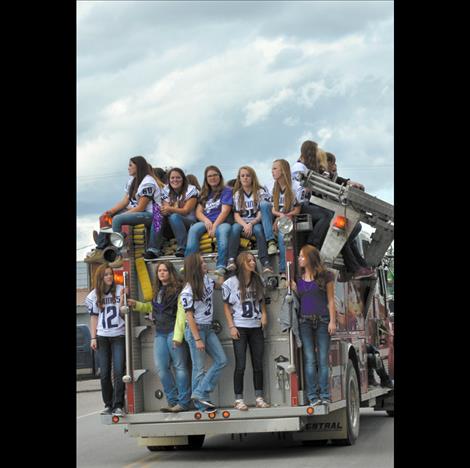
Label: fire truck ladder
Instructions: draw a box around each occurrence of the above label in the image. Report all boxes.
[301,170,394,267]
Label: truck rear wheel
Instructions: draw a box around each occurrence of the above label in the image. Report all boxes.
[332,359,360,446]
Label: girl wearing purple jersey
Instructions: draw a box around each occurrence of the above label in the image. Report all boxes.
[185,166,233,277]
[222,252,270,410]
[291,244,336,407]
[86,264,126,416]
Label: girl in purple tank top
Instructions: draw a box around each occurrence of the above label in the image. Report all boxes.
[291,244,337,406]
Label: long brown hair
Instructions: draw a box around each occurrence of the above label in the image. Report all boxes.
[128,156,153,200]
[154,261,182,301]
[198,165,225,207]
[94,264,117,309]
[233,166,263,211]
[272,159,295,213]
[236,252,264,302]
[183,254,205,301]
[300,140,319,171]
[299,244,330,290]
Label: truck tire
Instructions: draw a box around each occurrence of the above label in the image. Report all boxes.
[146,445,174,452]
[187,435,205,449]
[332,359,360,446]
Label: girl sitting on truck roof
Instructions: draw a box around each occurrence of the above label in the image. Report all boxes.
[185,166,233,278]
[85,156,162,267]
[290,140,333,250]
[222,252,271,410]
[261,159,302,286]
[144,168,199,259]
[86,264,126,417]
[226,166,273,274]
[180,253,228,412]
[127,261,191,413]
[291,244,336,406]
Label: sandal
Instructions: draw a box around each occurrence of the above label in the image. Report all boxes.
[255,397,271,408]
[234,399,249,411]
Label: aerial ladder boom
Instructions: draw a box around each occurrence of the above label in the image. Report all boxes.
[300,170,394,267]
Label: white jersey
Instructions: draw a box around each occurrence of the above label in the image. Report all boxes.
[161,183,199,206]
[222,276,263,328]
[291,161,308,181]
[233,188,267,222]
[85,285,125,337]
[125,175,162,213]
[265,180,306,211]
[180,274,215,325]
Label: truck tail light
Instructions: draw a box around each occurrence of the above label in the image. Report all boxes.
[332,215,347,231]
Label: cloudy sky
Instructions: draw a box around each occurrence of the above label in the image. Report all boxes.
[77,0,394,260]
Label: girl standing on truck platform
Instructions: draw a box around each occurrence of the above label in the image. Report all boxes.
[226,166,272,274]
[291,244,336,406]
[261,159,302,286]
[185,166,233,278]
[180,253,228,412]
[86,264,126,416]
[127,261,191,412]
[222,252,271,410]
[144,168,199,259]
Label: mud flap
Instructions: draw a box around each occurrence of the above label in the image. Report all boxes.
[294,409,348,441]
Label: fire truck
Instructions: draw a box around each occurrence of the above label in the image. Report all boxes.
[90,169,394,450]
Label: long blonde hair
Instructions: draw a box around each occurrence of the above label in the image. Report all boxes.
[272,159,294,212]
[233,166,263,211]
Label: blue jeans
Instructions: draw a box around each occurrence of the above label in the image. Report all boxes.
[259,201,286,272]
[96,210,153,249]
[168,213,196,250]
[154,332,191,408]
[97,335,126,409]
[299,316,331,402]
[185,222,232,269]
[228,223,269,265]
[184,324,228,410]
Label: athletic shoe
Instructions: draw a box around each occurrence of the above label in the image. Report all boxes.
[279,274,287,289]
[143,250,161,260]
[191,395,216,408]
[112,407,125,416]
[84,249,105,264]
[100,406,112,415]
[226,259,236,272]
[175,248,185,258]
[309,399,322,407]
[160,405,175,413]
[267,240,277,256]
[234,399,249,411]
[214,267,226,278]
[262,262,273,274]
[204,407,218,415]
[168,404,189,413]
[255,397,271,408]
[321,398,331,405]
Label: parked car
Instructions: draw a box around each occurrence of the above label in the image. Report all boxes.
[77,324,99,379]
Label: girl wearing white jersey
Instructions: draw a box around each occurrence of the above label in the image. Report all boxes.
[227,166,272,274]
[145,168,199,259]
[291,141,333,250]
[180,253,228,412]
[86,264,126,416]
[223,252,270,410]
[86,156,162,266]
[262,159,302,286]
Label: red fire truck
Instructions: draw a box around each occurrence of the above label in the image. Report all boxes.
[90,168,394,450]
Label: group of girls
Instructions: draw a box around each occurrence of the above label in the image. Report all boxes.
[87,244,336,414]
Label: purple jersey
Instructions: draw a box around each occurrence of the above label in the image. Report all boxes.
[203,186,233,222]
[297,271,334,318]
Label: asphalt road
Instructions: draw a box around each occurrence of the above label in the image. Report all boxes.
[77,389,393,468]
